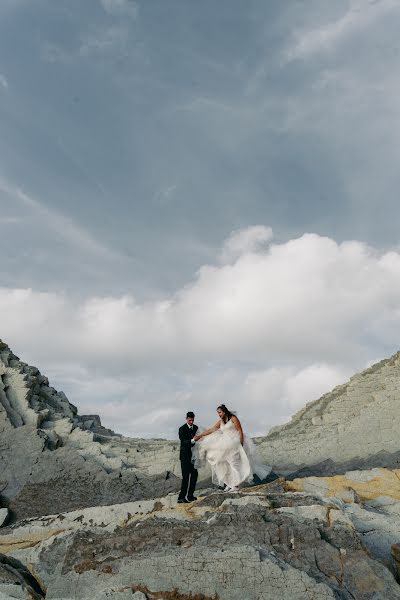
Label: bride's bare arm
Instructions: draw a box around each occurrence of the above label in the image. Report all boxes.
[231,415,244,446]
[194,420,221,441]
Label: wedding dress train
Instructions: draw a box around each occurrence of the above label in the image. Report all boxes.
[193,419,271,488]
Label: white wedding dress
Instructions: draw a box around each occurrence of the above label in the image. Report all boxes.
[193,419,271,488]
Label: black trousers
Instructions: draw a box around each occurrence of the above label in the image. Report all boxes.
[178,458,198,500]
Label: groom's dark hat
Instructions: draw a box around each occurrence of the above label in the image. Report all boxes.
[186,411,195,418]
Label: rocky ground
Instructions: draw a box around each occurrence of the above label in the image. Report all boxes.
[1,339,400,599]
[1,469,400,600]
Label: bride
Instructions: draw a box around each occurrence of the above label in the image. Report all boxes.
[193,404,271,492]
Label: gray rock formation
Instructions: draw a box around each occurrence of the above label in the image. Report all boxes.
[0,341,180,522]
[1,338,400,599]
[3,337,400,523]
[257,352,400,475]
[1,480,400,599]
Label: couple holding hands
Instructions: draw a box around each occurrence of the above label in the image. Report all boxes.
[177,404,270,503]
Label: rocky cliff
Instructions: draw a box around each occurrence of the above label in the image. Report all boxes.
[0,340,181,521]
[257,353,400,475]
[1,339,400,600]
[3,338,400,522]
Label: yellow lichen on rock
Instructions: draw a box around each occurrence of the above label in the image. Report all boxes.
[0,528,65,553]
[287,468,400,503]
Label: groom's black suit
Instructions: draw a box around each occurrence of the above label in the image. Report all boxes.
[178,423,198,501]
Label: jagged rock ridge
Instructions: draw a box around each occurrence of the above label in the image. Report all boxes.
[0,340,115,445]
[0,340,181,521]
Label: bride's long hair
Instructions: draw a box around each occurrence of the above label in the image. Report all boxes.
[217,404,235,423]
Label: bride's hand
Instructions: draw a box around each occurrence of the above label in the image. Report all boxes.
[194,435,202,441]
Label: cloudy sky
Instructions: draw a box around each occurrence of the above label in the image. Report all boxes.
[1,0,400,439]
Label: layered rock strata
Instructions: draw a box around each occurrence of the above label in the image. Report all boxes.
[2,338,400,524]
[257,352,400,474]
[1,474,400,599]
[1,339,400,599]
[0,341,181,521]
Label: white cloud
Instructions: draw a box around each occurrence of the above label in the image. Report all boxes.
[0,74,8,90]
[220,225,273,264]
[1,227,400,437]
[44,361,350,439]
[101,0,138,19]
[286,0,399,61]
[2,230,400,368]
[241,362,351,435]
[0,227,400,437]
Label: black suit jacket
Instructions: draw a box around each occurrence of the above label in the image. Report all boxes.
[179,423,198,462]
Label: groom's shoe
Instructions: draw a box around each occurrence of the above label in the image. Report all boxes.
[177,498,189,504]
[186,496,197,502]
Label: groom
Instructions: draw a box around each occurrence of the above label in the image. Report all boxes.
[177,411,198,503]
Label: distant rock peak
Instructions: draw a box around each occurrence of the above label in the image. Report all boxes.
[0,339,114,444]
